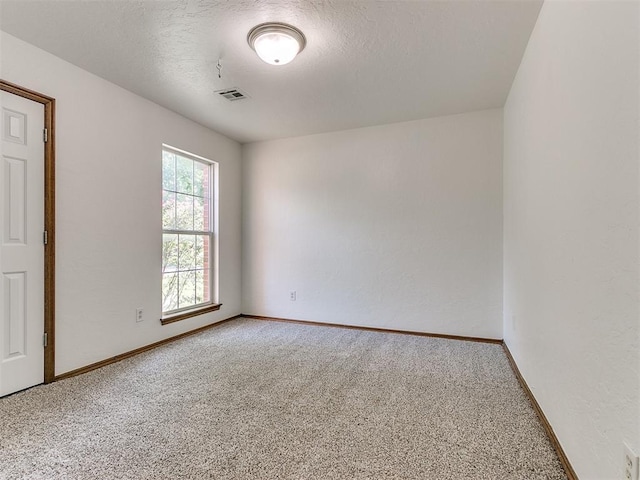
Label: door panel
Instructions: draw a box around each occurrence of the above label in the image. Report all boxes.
[0,91,45,396]
[4,272,26,358]
[4,156,26,244]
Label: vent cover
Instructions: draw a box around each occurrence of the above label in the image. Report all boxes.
[215,88,249,101]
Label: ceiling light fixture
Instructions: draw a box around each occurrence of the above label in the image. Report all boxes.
[247,22,306,66]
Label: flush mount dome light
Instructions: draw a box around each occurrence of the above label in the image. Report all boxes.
[247,22,306,66]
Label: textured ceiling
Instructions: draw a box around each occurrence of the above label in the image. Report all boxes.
[0,0,543,143]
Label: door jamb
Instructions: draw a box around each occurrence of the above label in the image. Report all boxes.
[1,80,56,383]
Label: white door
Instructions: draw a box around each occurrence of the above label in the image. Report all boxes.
[0,91,45,396]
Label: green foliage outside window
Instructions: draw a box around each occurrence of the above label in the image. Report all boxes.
[162,149,212,313]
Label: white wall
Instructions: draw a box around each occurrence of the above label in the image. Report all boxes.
[503,1,640,478]
[1,32,243,375]
[243,110,503,339]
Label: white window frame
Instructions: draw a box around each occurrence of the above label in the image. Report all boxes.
[161,144,219,322]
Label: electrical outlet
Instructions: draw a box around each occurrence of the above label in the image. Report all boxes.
[625,443,639,480]
[290,291,296,301]
[135,308,144,323]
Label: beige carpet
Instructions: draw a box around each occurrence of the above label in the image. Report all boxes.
[0,318,566,479]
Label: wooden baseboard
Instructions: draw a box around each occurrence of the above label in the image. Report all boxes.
[55,314,500,382]
[242,314,503,344]
[55,314,243,381]
[502,343,578,480]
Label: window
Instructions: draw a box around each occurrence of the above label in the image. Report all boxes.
[162,146,218,321]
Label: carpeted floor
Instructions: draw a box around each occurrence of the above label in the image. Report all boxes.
[0,318,566,479]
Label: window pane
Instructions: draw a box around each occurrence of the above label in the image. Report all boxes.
[176,193,194,231]
[162,151,176,191]
[162,234,178,273]
[162,191,176,230]
[178,235,196,271]
[179,271,196,309]
[195,270,210,304]
[193,161,209,198]
[194,235,209,269]
[162,273,179,312]
[194,196,206,231]
[176,155,193,195]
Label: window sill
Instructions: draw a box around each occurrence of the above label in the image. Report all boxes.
[160,303,222,325]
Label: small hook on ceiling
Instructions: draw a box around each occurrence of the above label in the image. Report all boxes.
[216,59,223,79]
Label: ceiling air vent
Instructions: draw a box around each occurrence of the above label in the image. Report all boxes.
[215,88,249,102]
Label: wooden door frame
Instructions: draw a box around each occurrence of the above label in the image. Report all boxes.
[1,80,56,383]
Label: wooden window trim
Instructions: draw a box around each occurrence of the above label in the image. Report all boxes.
[160,303,222,325]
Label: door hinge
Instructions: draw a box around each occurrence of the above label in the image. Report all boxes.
[43,333,48,347]
[43,230,48,245]
[43,128,48,143]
